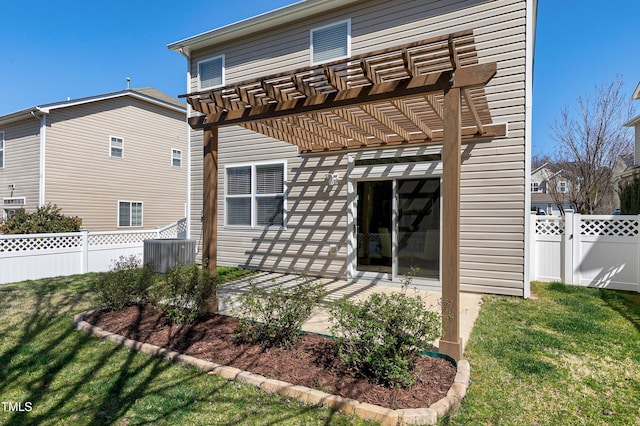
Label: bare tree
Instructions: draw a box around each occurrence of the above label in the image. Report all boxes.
[532,153,552,170]
[550,77,634,214]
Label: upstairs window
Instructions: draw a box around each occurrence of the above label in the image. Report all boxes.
[110,136,123,158]
[0,131,4,168]
[198,55,224,90]
[531,182,539,192]
[118,201,143,227]
[225,162,285,227]
[310,19,350,65]
[557,181,567,193]
[172,149,182,167]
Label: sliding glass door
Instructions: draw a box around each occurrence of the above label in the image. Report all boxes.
[397,178,440,279]
[355,178,440,281]
[356,181,392,273]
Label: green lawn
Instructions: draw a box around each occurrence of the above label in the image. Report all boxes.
[0,271,371,426]
[447,281,640,425]
[2,274,639,426]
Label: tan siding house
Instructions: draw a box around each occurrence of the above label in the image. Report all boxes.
[169,0,537,297]
[0,88,187,231]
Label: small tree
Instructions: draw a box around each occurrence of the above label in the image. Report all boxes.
[0,204,82,234]
[550,77,634,214]
[619,173,640,214]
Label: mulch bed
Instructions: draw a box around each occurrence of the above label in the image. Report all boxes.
[84,305,456,409]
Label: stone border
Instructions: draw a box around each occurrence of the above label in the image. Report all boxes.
[73,311,470,425]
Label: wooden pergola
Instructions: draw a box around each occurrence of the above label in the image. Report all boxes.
[183,30,506,360]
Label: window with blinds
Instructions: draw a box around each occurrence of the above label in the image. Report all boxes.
[311,19,350,65]
[225,163,285,227]
[198,55,224,90]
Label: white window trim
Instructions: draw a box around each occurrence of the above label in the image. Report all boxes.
[531,182,539,192]
[223,160,287,229]
[171,148,182,167]
[3,197,26,206]
[197,54,225,91]
[310,18,351,66]
[117,200,143,228]
[110,135,124,158]
[0,130,4,169]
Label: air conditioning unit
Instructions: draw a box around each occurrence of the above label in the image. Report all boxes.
[143,239,196,273]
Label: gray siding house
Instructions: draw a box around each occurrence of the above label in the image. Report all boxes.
[169,0,537,298]
[0,88,187,231]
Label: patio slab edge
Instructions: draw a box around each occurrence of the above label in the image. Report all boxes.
[73,310,469,425]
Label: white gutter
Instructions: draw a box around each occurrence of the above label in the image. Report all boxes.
[523,0,538,299]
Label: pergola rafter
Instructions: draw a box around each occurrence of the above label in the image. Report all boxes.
[187,30,506,361]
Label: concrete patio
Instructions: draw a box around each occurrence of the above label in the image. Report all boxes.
[218,272,483,354]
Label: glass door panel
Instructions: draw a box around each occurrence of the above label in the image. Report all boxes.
[356,180,392,273]
[397,178,440,279]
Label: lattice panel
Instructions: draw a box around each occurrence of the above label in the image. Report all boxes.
[580,219,639,237]
[88,232,156,246]
[0,235,82,252]
[535,218,564,236]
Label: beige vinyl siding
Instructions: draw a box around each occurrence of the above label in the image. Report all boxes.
[188,0,530,296]
[0,118,41,213]
[45,97,186,231]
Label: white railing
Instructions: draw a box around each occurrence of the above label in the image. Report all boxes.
[0,218,187,285]
[530,211,640,292]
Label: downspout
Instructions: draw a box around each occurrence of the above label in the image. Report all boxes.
[32,109,47,208]
[178,47,193,241]
[523,0,538,299]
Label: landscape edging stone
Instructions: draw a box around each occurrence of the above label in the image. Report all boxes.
[73,310,470,425]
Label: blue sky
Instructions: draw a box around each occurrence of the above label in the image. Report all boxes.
[0,0,637,156]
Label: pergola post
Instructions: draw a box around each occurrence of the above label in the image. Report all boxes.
[203,127,218,281]
[439,85,462,361]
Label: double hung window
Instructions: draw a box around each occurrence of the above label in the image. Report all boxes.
[0,131,5,168]
[225,162,285,227]
[110,136,123,158]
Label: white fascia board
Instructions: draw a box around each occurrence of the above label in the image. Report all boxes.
[39,91,185,114]
[0,107,43,126]
[632,82,640,100]
[167,0,362,54]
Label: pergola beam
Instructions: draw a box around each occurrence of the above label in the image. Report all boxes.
[188,63,497,129]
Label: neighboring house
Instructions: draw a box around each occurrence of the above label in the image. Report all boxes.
[621,81,640,185]
[168,0,537,299]
[530,162,572,215]
[0,88,187,231]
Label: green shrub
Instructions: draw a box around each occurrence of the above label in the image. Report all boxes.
[234,278,326,348]
[0,203,82,234]
[619,173,640,214]
[156,264,217,324]
[93,255,154,311]
[328,271,441,388]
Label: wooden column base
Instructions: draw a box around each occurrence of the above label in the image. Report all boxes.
[439,338,463,361]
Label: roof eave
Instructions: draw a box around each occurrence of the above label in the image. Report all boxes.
[167,0,362,54]
[624,114,640,127]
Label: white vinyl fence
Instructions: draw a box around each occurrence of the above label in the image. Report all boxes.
[531,211,640,292]
[0,219,187,285]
